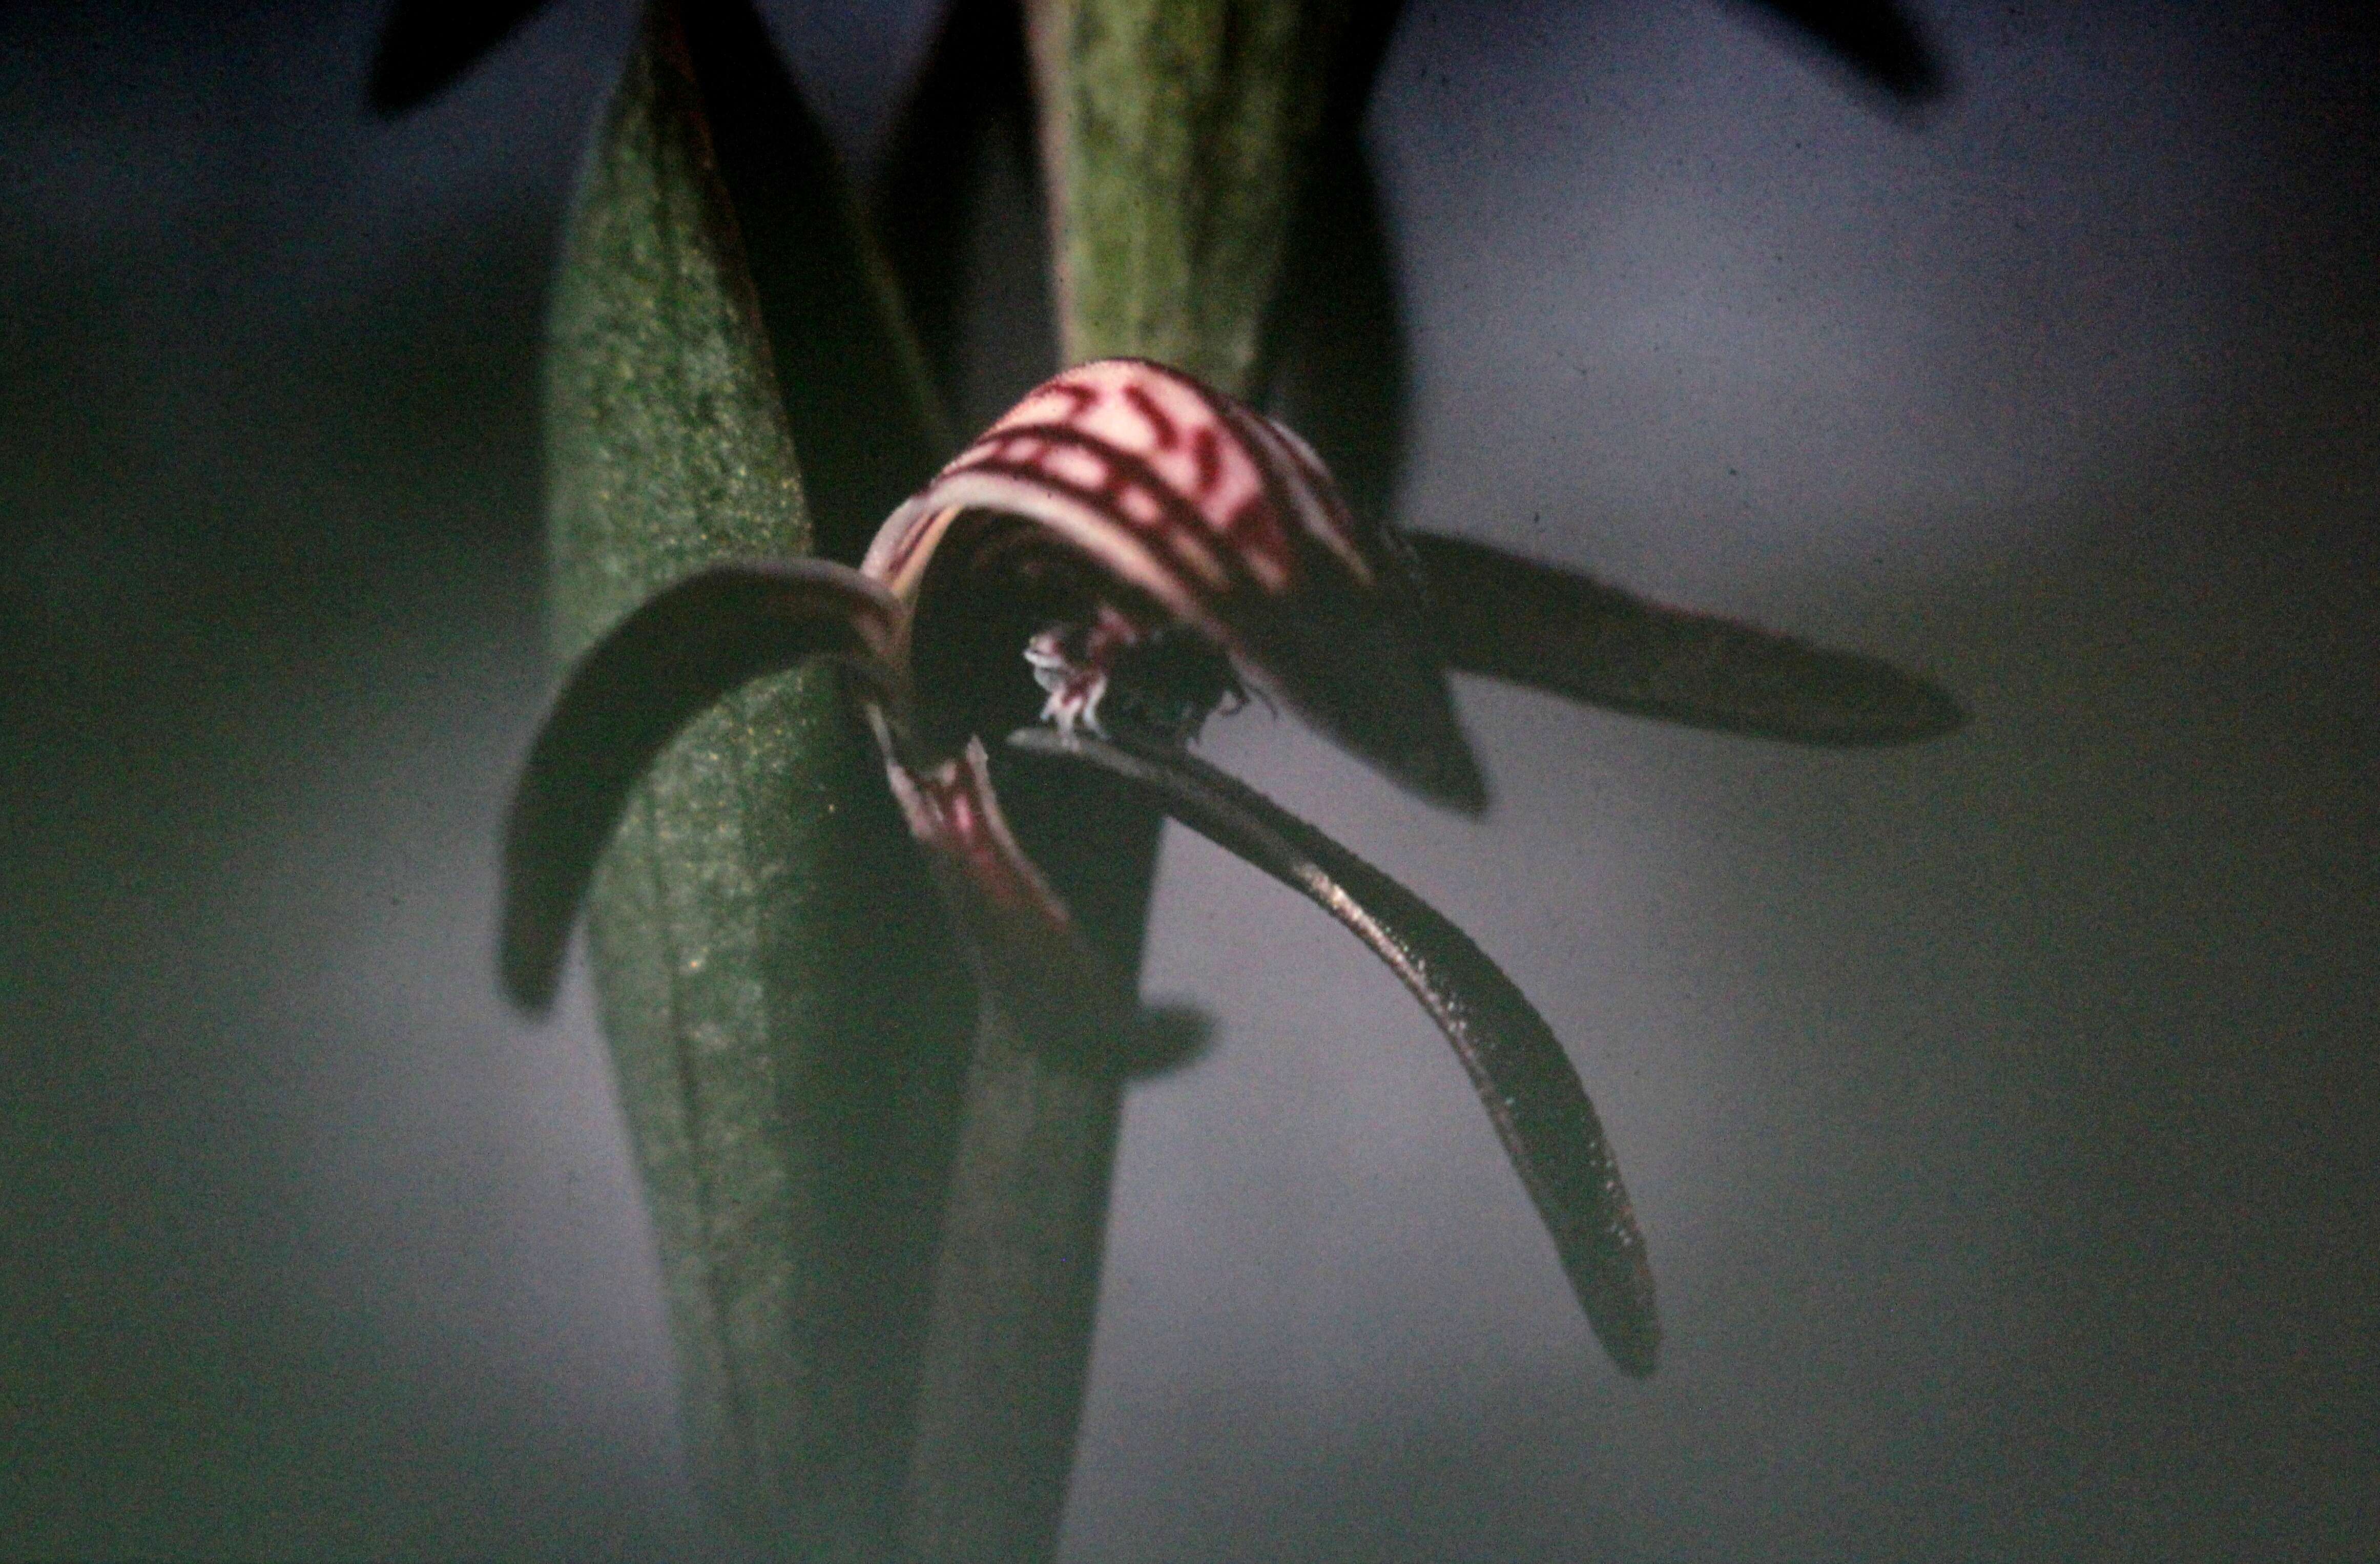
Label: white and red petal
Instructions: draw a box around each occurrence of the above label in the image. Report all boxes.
[865,358,1485,809]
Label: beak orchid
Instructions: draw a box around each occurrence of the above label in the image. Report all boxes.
[503,356,1960,1379]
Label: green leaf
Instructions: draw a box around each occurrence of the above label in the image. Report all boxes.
[1029,0,1349,390]
[543,6,971,1558]
[675,0,951,558]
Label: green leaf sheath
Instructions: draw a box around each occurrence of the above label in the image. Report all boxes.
[1029,0,1349,385]
[545,8,970,1559]
[674,0,951,558]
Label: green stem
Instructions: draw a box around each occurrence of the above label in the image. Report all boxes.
[900,1011,1124,1563]
[899,4,1347,1558]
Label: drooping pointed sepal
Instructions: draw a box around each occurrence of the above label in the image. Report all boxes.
[881,736,1150,1071]
[1004,724,1660,1376]
[501,560,903,1011]
[1408,532,1964,746]
[866,358,1485,809]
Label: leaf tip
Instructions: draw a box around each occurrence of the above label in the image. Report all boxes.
[1740,0,1951,111]
[1119,1002,1215,1080]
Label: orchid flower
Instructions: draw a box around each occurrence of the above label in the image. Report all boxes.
[502,357,1959,1379]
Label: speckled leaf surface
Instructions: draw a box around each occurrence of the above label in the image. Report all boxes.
[544,7,970,1558]
[1028,0,1348,387]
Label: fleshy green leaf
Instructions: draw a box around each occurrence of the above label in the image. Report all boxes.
[675,0,951,558]
[1027,0,1348,388]
[543,6,970,1557]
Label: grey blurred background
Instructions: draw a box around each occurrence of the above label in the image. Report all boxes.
[2,1,2373,1559]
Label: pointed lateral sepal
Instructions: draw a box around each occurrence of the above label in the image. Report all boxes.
[501,560,902,1012]
[866,358,1484,810]
[1408,532,1964,746]
[881,736,1143,1069]
[1003,724,1659,1375]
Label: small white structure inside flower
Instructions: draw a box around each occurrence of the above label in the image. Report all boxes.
[1023,605,1144,740]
